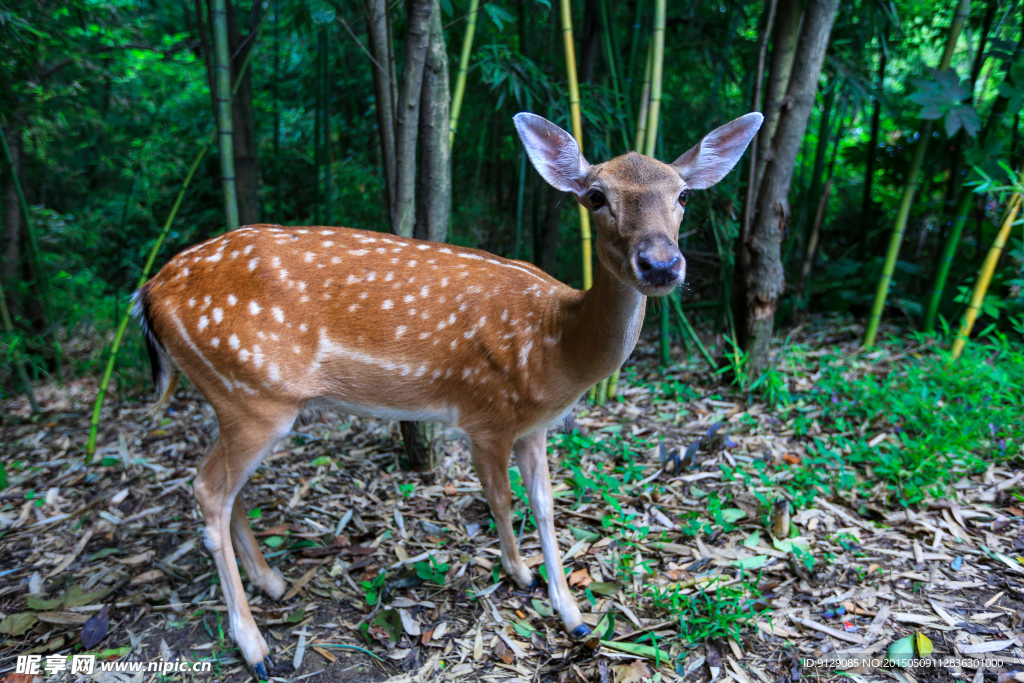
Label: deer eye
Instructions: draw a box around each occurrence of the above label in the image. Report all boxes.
[588,189,606,209]
[678,191,689,207]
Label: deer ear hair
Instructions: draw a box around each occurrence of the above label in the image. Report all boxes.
[513,113,590,198]
[671,112,763,190]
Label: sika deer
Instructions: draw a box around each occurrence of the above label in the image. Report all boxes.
[135,112,762,676]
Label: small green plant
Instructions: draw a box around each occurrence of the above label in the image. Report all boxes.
[360,567,388,606]
[414,554,450,584]
[645,577,765,644]
[398,483,415,499]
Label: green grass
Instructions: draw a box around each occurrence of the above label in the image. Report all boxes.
[776,326,1023,506]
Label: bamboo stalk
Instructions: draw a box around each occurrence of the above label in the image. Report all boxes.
[669,294,718,372]
[924,188,972,332]
[559,0,592,291]
[950,192,1021,360]
[323,25,332,226]
[449,0,480,150]
[85,45,260,463]
[211,0,239,231]
[643,0,665,159]
[634,45,652,150]
[0,126,63,373]
[864,0,969,347]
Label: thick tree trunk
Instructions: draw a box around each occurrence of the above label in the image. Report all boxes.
[754,0,803,193]
[392,0,434,237]
[226,0,263,226]
[739,0,838,376]
[414,4,450,244]
[365,0,397,213]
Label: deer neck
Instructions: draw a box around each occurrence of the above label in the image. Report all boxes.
[560,260,646,385]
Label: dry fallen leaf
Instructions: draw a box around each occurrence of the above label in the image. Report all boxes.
[568,567,593,588]
[494,639,514,664]
[612,660,653,683]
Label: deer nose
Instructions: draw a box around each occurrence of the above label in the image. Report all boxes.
[636,250,683,287]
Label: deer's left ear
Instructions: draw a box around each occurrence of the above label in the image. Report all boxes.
[514,113,590,198]
[671,113,763,190]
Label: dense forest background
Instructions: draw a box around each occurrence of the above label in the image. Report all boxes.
[1,0,1023,399]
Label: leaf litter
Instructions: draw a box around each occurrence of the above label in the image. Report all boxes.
[1,321,1023,682]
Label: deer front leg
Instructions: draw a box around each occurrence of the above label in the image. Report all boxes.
[514,429,589,638]
[194,406,297,679]
[470,435,535,590]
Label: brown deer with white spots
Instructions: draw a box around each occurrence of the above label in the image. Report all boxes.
[135,112,762,677]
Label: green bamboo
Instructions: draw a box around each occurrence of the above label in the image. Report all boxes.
[951,192,1021,359]
[211,0,239,231]
[864,0,969,347]
[0,272,39,413]
[84,137,213,463]
[84,46,259,462]
[449,0,480,150]
[923,187,972,332]
[648,0,668,367]
[314,28,323,225]
[560,0,593,291]
[643,0,665,158]
[323,25,332,226]
[273,0,282,219]
[634,46,652,150]
[0,127,63,373]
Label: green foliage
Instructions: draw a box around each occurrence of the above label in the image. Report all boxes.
[645,578,764,644]
[909,68,980,137]
[775,330,1022,506]
[360,567,387,607]
[414,554,450,585]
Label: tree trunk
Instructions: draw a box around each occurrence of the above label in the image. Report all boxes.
[392,0,434,237]
[739,0,839,376]
[226,0,263,226]
[754,0,803,194]
[414,4,450,244]
[365,0,397,213]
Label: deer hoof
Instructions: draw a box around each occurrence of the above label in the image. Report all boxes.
[571,624,592,640]
[527,577,541,592]
[252,655,275,681]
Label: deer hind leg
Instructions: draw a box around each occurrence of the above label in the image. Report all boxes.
[515,429,588,638]
[231,498,288,601]
[470,434,535,590]
[194,403,298,675]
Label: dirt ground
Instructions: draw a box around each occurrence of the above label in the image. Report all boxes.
[2,326,1023,683]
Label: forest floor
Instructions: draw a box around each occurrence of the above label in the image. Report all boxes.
[1,319,1023,683]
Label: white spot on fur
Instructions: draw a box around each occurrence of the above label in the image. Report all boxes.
[229,334,240,350]
[250,301,261,315]
[272,307,284,323]
[383,299,393,310]
[198,316,209,332]
[396,326,407,338]
[227,294,237,305]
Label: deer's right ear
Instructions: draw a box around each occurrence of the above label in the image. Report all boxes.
[514,113,590,198]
